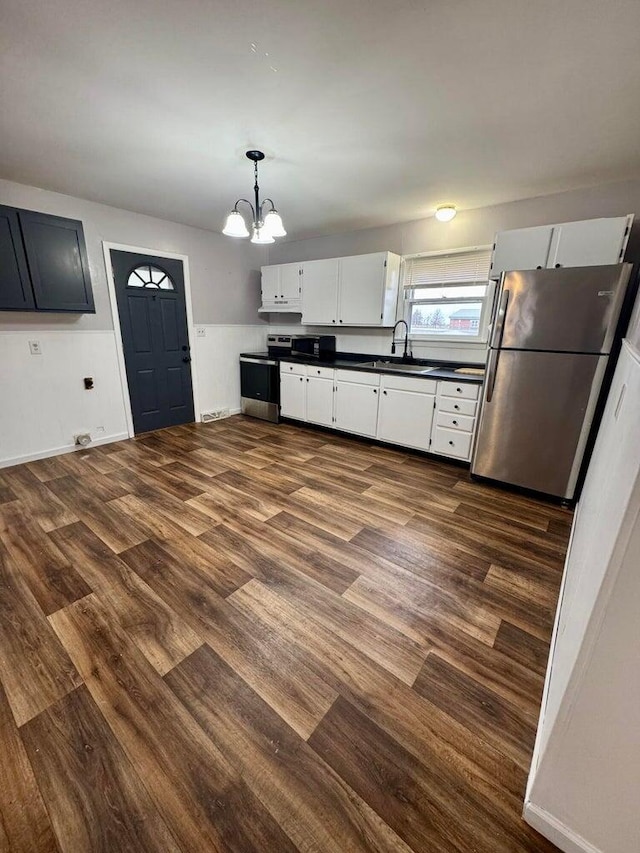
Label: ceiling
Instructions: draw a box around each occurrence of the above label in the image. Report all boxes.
[2,0,640,240]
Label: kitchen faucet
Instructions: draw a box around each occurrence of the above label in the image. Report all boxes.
[391,319,412,361]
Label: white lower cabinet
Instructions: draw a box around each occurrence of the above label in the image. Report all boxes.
[305,375,334,426]
[333,370,380,437]
[279,371,306,420]
[430,380,481,462]
[376,375,436,451]
[278,360,482,462]
[431,426,473,460]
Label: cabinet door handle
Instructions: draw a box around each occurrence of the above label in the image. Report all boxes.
[555,263,562,268]
[339,319,343,323]
[452,419,458,425]
[306,378,309,382]
[449,440,454,446]
[317,370,320,374]
[456,387,462,393]
[299,377,303,382]
[373,389,377,394]
[383,390,387,395]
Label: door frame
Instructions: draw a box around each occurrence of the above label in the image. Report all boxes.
[102,241,201,438]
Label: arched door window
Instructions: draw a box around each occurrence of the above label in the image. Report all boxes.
[126,264,175,290]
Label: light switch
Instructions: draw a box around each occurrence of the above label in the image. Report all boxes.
[29,340,42,355]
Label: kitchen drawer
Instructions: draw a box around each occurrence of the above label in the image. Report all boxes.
[437,397,477,417]
[438,381,480,401]
[431,426,473,460]
[280,361,306,376]
[380,374,437,394]
[436,411,475,433]
[305,364,335,379]
[335,368,380,386]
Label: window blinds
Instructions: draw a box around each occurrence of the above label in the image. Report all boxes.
[403,247,492,289]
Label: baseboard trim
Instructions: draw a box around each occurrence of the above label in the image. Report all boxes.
[0,432,129,469]
[523,802,602,853]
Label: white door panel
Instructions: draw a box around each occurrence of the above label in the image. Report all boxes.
[377,388,434,450]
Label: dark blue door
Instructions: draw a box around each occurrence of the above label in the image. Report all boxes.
[111,250,195,434]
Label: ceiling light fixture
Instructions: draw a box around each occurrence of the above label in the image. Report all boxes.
[222,150,286,244]
[435,204,457,222]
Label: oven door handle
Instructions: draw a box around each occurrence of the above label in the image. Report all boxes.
[240,357,278,366]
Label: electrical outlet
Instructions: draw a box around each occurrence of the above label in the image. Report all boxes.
[29,340,42,355]
[95,426,105,434]
[196,327,206,338]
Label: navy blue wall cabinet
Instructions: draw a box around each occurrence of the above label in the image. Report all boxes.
[0,206,95,313]
[0,204,35,310]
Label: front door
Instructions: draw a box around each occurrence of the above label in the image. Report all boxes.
[111,250,195,434]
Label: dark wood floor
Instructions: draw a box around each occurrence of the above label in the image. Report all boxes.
[0,415,570,852]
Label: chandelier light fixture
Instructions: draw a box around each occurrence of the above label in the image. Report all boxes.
[222,150,286,244]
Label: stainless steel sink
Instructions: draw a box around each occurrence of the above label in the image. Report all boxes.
[355,360,438,374]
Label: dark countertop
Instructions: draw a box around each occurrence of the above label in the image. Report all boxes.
[239,351,485,385]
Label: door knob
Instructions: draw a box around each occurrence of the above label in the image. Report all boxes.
[182,356,191,363]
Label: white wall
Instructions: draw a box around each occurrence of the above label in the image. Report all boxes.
[269,317,488,364]
[524,338,640,853]
[268,179,640,265]
[194,324,266,417]
[0,178,268,465]
[266,179,640,364]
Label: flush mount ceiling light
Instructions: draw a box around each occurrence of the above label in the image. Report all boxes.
[222,150,286,244]
[435,204,457,222]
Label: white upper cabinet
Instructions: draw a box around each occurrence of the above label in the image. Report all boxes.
[260,262,302,312]
[300,258,340,325]
[490,215,633,279]
[547,217,631,269]
[301,251,401,327]
[490,225,554,279]
[337,252,399,326]
[260,265,280,305]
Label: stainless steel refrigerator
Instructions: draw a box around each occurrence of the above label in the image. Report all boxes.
[471,263,633,500]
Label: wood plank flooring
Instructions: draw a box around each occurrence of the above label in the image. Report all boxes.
[0,415,570,852]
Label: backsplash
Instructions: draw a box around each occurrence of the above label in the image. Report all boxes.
[267,317,488,364]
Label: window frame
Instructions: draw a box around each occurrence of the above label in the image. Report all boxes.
[401,246,495,344]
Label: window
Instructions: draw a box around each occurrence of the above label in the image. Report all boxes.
[127,264,175,290]
[403,247,493,342]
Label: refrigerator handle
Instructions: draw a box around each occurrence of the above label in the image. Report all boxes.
[491,289,510,349]
[485,347,500,403]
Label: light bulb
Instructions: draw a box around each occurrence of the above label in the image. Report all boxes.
[435,204,457,222]
[263,210,286,238]
[222,210,250,237]
[251,225,275,244]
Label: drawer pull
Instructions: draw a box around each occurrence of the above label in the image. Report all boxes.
[449,440,454,446]
[456,387,462,393]
[454,404,460,410]
[452,419,458,425]
[317,370,320,374]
